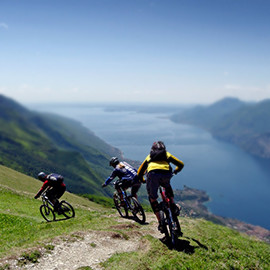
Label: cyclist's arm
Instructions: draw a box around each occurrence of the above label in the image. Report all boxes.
[35,180,49,198]
[137,157,149,182]
[104,169,118,186]
[167,153,184,174]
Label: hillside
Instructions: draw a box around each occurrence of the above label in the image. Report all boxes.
[171,97,270,159]
[0,165,269,270]
[0,94,123,195]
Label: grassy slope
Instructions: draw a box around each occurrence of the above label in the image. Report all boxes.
[0,165,113,258]
[0,165,269,269]
[0,94,120,196]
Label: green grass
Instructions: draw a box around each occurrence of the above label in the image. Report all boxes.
[0,165,269,270]
[102,220,270,270]
[0,192,115,258]
[0,165,117,258]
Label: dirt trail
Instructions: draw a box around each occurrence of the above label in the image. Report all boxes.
[3,213,161,270]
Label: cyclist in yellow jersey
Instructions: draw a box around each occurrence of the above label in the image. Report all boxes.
[137,141,184,232]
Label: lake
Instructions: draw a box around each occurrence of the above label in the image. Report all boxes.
[27,103,270,230]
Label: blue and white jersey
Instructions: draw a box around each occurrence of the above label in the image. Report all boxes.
[105,162,137,186]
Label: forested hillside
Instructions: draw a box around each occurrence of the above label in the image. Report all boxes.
[171,97,270,159]
[0,94,122,195]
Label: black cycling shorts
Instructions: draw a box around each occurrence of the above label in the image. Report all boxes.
[146,171,173,200]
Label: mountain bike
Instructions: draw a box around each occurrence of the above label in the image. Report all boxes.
[113,180,146,224]
[159,184,182,248]
[39,192,75,222]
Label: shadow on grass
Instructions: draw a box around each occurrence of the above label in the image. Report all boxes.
[41,214,75,222]
[53,216,75,222]
[160,235,208,254]
[121,215,149,225]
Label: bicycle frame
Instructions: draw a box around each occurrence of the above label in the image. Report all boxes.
[159,187,175,228]
[42,194,53,207]
[112,180,146,224]
[114,181,131,208]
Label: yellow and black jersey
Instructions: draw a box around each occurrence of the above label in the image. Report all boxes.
[137,152,184,181]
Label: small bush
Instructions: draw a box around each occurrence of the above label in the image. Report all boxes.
[18,250,41,266]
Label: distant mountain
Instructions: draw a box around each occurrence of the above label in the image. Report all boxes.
[171,97,270,159]
[171,97,245,128]
[0,94,122,195]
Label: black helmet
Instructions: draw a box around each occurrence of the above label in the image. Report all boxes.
[109,157,119,167]
[151,141,166,151]
[38,172,46,181]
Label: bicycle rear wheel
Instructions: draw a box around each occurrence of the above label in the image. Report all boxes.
[113,193,128,218]
[129,197,146,224]
[40,205,55,222]
[59,201,75,218]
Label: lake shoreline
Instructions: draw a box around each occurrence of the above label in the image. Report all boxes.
[175,186,270,244]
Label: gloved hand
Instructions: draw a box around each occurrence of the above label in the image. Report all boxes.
[140,177,146,184]
[34,195,39,199]
[173,170,178,175]
[102,183,106,188]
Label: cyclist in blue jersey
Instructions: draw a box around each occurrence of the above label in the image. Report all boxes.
[102,157,141,205]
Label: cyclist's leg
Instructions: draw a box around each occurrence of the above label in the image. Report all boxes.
[52,186,66,211]
[115,180,125,206]
[160,174,180,216]
[55,185,66,200]
[46,189,56,203]
[147,172,161,222]
[131,177,141,199]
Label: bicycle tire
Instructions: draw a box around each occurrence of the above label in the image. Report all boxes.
[40,204,55,222]
[129,197,146,224]
[159,205,179,248]
[59,201,75,218]
[113,193,128,218]
[159,209,169,239]
[165,209,179,248]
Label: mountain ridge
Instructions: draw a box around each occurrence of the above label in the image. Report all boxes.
[0,94,122,195]
[171,97,270,159]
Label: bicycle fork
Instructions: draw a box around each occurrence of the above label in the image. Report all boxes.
[168,208,178,232]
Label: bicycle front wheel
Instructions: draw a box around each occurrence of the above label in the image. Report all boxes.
[59,201,75,218]
[159,207,179,248]
[165,209,179,248]
[113,193,128,218]
[40,205,55,222]
[129,197,146,224]
[159,209,169,239]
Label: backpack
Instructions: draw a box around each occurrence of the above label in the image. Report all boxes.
[149,141,168,162]
[47,173,64,183]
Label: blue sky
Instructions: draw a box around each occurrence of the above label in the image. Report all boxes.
[0,0,269,104]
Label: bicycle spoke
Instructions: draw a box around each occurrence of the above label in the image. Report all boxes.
[40,205,55,222]
[113,194,128,217]
[59,201,75,218]
[130,197,146,224]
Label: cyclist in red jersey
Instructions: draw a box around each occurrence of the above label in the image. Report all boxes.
[34,172,66,211]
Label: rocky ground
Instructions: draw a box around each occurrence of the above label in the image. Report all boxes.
[0,213,161,270]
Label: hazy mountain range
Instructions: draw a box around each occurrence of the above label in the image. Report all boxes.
[171,97,270,159]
